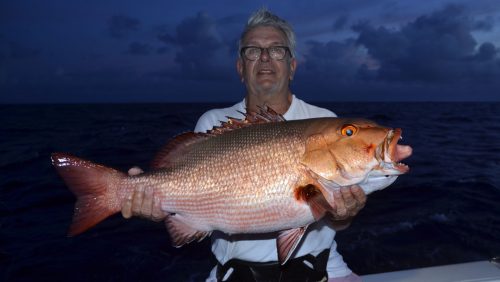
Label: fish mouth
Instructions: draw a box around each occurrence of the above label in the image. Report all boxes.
[375,128,412,175]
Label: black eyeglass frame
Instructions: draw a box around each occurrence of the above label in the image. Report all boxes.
[239,46,292,61]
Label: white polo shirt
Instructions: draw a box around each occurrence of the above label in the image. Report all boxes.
[194,95,353,280]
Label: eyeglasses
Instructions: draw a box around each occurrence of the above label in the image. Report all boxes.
[240,46,291,61]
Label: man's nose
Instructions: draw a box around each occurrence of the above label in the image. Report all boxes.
[260,48,270,62]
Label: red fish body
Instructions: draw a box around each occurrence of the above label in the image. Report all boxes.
[52,110,412,263]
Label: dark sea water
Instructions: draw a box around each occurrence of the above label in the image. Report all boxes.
[1,102,499,281]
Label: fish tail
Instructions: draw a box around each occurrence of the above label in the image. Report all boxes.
[51,152,127,236]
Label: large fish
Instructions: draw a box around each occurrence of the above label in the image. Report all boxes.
[51,108,412,264]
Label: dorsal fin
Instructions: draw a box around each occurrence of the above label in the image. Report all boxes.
[151,132,210,169]
[208,106,286,135]
[151,106,285,169]
[248,105,286,123]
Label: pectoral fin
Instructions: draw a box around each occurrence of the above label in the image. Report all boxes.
[165,215,210,247]
[277,226,308,265]
[295,184,333,220]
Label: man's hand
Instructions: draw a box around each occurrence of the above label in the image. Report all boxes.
[329,185,366,230]
[121,166,165,222]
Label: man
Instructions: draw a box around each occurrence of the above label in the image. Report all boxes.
[122,8,365,282]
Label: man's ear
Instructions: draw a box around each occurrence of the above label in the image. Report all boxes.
[289,58,297,81]
[237,58,244,82]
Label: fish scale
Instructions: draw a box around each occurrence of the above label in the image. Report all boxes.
[145,121,312,234]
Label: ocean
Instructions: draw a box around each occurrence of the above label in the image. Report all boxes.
[1,102,499,281]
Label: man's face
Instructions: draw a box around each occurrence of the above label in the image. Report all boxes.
[237,26,296,96]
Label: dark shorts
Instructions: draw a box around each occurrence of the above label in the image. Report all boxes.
[216,249,329,282]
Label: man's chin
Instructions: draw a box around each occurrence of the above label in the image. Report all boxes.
[254,86,280,95]
[254,79,280,91]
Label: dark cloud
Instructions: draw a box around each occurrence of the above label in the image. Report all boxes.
[474,42,497,61]
[216,13,248,56]
[333,15,349,31]
[127,41,152,55]
[217,13,248,25]
[174,12,222,48]
[3,2,499,103]
[153,12,235,81]
[473,16,494,31]
[353,4,500,83]
[295,38,387,101]
[108,15,141,39]
[157,32,176,45]
[294,4,500,101]
[155,24,176,45]
[156,46,169,54]
[300,39,361,81]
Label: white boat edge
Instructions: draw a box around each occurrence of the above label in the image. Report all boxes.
[361,260,500,282]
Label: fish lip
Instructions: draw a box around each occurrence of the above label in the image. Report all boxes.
[389,128,402,161]
[379,128,411,174]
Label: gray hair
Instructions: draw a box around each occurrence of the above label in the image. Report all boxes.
[238,8,296,58]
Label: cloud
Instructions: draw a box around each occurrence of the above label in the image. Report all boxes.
[153,12,236,81]
[473,16,494,31]
[155,24,176,45]
[127,41,152,55]
[156,46,169,54]
[157,32,176,45]
[333,14,349,31]
[352,4,500,83]
[474,42,497,61]
[216,13,248,56]
[294,4,500,101]
[108,15,141,39]
[300,39,363,81]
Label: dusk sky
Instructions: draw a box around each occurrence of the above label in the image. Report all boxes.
[1,0,500,103]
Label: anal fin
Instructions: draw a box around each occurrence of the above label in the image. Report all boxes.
[277,226,308,265]
[165,215,210,247]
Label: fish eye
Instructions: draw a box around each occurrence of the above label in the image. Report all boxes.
[341,124,358,137]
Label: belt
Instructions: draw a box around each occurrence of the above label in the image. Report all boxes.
[216,249,329,282]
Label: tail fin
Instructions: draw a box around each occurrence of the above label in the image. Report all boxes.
[51,152,127,236]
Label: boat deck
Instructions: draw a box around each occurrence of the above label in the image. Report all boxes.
[362,260,500,282]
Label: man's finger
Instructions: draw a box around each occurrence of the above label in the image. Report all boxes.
[350,185,367,207]
[341,187,356,209]
[121,195,133,219]
[128,166,144,176]
[151,195,165,222]
[333,189,347,219]
[131,186,145,215]
[141,186,154,217]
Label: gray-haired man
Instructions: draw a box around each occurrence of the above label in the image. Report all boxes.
[122,8,365,282]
